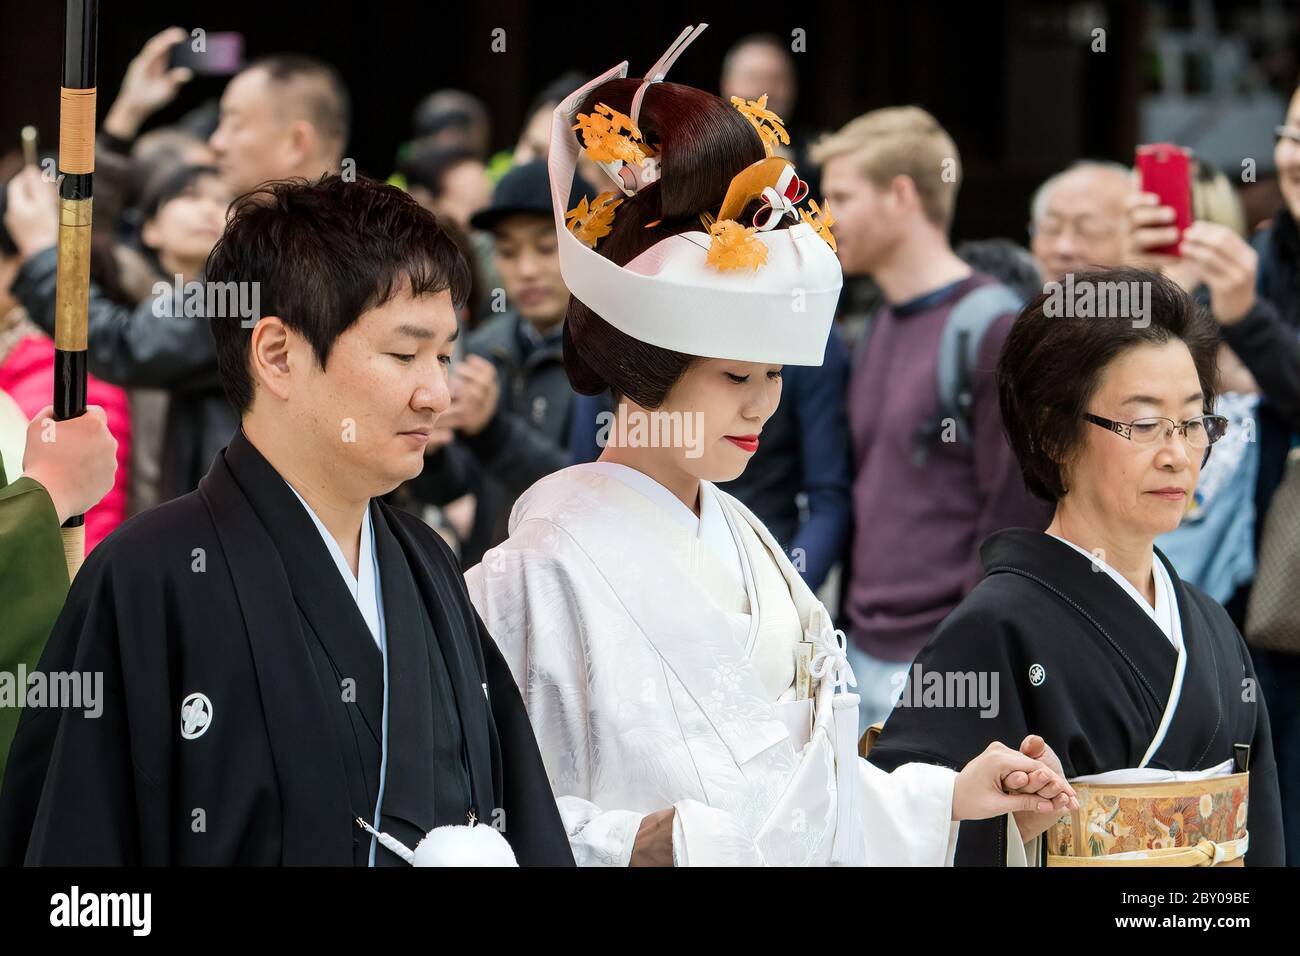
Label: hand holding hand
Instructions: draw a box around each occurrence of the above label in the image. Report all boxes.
[629,808,675,866]
[1009,734,1076,843]
[952,738,1078,822]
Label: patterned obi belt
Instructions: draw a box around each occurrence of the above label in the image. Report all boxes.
[1045,769,1248,867]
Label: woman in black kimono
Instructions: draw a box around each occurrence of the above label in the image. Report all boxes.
[870,267,1284,865]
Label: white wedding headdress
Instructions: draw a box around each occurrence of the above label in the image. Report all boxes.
[548,23,842,366]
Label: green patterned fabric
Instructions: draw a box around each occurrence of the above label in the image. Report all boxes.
[0,454,69,780]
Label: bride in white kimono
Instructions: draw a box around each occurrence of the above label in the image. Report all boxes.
[466,24,1077,866]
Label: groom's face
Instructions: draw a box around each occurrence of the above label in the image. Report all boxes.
[292,285,458,496]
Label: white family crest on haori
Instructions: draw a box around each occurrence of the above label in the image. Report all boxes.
[179,692,213,740]
[548,22,842,366]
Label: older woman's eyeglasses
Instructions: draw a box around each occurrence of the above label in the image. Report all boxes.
[1084,413,1229,449]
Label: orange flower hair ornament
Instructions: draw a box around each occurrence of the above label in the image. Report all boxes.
[706,157,813,271]
[572,103,647,164]
[731,94,790,157]
[706,219,769,272]
[573,103,660,197]
[800,199,838,252]
[565,191,623,248]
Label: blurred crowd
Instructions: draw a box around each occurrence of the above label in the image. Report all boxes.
[2,27,1298,863]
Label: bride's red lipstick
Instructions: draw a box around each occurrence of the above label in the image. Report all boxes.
[725,434,759,453]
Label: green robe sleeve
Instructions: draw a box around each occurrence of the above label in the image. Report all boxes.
[0,455,69,780]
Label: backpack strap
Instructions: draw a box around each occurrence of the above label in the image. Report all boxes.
[913,282,1024,464]
[849,307,881,371]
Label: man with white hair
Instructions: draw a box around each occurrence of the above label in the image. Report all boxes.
[1029,160,1131,282]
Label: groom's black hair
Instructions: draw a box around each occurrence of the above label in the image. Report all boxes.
[206,174,470,414]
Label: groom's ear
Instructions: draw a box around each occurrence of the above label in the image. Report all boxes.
[249,315,294,401]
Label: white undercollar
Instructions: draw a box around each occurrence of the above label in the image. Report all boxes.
[285,481,382,647]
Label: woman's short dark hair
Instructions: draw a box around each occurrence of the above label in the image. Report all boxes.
[562,78,770,408]
[206,174,470,415]
[997,266,1221,502]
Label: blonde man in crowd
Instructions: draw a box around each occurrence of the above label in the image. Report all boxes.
[813,107,1050,730]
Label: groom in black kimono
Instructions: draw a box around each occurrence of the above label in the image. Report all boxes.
[0,175,574,866]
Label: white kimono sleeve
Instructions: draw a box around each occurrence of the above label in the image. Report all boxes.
[857,761,1040,866]
[466,527,647,867]
[857,759,961,865]
[553,797,645,867]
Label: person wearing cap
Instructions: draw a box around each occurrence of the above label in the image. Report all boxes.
[409,160,594,566]
[466,25,1077,867]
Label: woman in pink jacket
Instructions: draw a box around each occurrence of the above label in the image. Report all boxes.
[0,328,131,552]
[0,171,130,551]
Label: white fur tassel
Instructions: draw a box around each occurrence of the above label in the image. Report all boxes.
[412,823,518,867]
[356,817,518,867]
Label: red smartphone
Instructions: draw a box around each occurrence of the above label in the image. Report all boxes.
[1135,143,1192,257]
[168,31,245,76]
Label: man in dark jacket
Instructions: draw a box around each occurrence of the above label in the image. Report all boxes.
[410,161,590,566]
[8,247,233,504]
[1185,191,1300,869]
[1128,119,1300,865]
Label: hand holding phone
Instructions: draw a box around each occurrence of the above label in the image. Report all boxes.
[168,31,245,76]
[1135,143,1192,257]
[103,26,195,141]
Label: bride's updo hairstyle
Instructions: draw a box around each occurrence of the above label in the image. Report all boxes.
[563,79,777,408]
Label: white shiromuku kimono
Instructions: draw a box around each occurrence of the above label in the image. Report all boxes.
[466,463,1033,866]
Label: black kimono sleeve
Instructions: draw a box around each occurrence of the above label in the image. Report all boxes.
[0,551,172,866]
[868,585,1036,866]
[475,609,575,867]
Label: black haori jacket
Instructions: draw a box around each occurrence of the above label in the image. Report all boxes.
[0,428,573,866]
